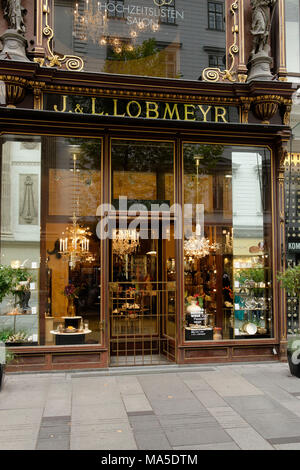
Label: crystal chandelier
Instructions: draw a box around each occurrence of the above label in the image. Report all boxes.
[184,155,219,258]
[184,225,219,259]
[112,229,140,258]
[59,153,94,269]
[73,0,160,48]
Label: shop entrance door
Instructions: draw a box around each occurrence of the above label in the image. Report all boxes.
[109,221,176,366]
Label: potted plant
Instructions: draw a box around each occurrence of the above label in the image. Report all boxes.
[278,264,300,377]
[11,268,33,313]
[0,265,14,304]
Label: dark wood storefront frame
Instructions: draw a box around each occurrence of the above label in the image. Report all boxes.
[0,106,290,371]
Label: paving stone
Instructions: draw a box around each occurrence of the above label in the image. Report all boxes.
[149,397,206,416]
[0,408,43,428]
[36,436,70,450]
[117,376,144,395]
[224,395,279,413]
[173,442,240,450]
[235,411,300,440]
[138,373,192,398]
[70,426,137,450]
[199,370,264,397]
[164,424,233,447]
[273,443,300,450]
[0,439,37,450]
[128,414,163,431]
[194,390,228,408]
[122,393,152,413]
[225,427,274,450]
[43,398,72,417]
[134,431,172,450]
[38,424,70,439]
[207,407,249,429]
[71,404,127,424]
[158,412,217,431]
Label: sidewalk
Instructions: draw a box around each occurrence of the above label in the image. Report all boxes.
[1,362,300,450]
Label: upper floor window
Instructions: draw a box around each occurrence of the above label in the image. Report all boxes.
[208,1,224,31]
[107,0,125,18]
[160,1,176,25]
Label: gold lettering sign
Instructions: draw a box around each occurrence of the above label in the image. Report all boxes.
[47,95,240,124]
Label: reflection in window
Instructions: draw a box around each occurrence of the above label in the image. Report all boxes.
[208,53,225,68]
[208,1,224,31]
[183,144,273,342]
[160,1,176,25]
[107,0,125,18]
[54,0,226,79]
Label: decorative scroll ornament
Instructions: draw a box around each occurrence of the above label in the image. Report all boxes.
[34,0,83,71]
[202,1,239,83]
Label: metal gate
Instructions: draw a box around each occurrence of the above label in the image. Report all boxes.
[109,281,176,366]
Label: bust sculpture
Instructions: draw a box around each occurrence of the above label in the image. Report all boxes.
[1,0,27,34]
[250,0,277,57]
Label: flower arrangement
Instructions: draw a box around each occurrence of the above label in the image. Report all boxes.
[223,286,233,299]
[62,284,80,300]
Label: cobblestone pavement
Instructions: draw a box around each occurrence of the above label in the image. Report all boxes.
[2,362,300,450]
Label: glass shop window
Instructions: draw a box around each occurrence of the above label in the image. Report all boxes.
[0,135,102,347]
[53,0,226,79]
[183,144,273,342]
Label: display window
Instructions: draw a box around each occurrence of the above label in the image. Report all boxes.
[53,0,226,78]
[0,135,102,347]
[183,143,273,342]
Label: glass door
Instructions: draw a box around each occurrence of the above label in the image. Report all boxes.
[108,139,176,366]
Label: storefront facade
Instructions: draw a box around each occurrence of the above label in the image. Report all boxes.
[0,0,295,370]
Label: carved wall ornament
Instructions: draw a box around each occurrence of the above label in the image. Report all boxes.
[252,94,284,124]
[202,1,239,82]
[0,74,27,106]
[282,99,292,126]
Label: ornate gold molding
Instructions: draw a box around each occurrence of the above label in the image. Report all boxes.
[34,0,84,71]
[202,1,239,83]
[252,95,284,124]
[40,84,242,105]
[0,75,27,107]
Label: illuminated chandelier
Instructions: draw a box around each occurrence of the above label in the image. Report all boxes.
[184,155,219,259]
[184,225,219,259]
[59,153,94,269]
[112,229,140,258]
[73,0,160,48]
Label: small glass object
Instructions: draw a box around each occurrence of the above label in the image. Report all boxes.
[84,321,89,331]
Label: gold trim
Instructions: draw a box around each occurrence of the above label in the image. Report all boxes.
[35,0,84,71]
[202,1,239,83]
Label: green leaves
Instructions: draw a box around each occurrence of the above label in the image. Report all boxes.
[278,265,300,297]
